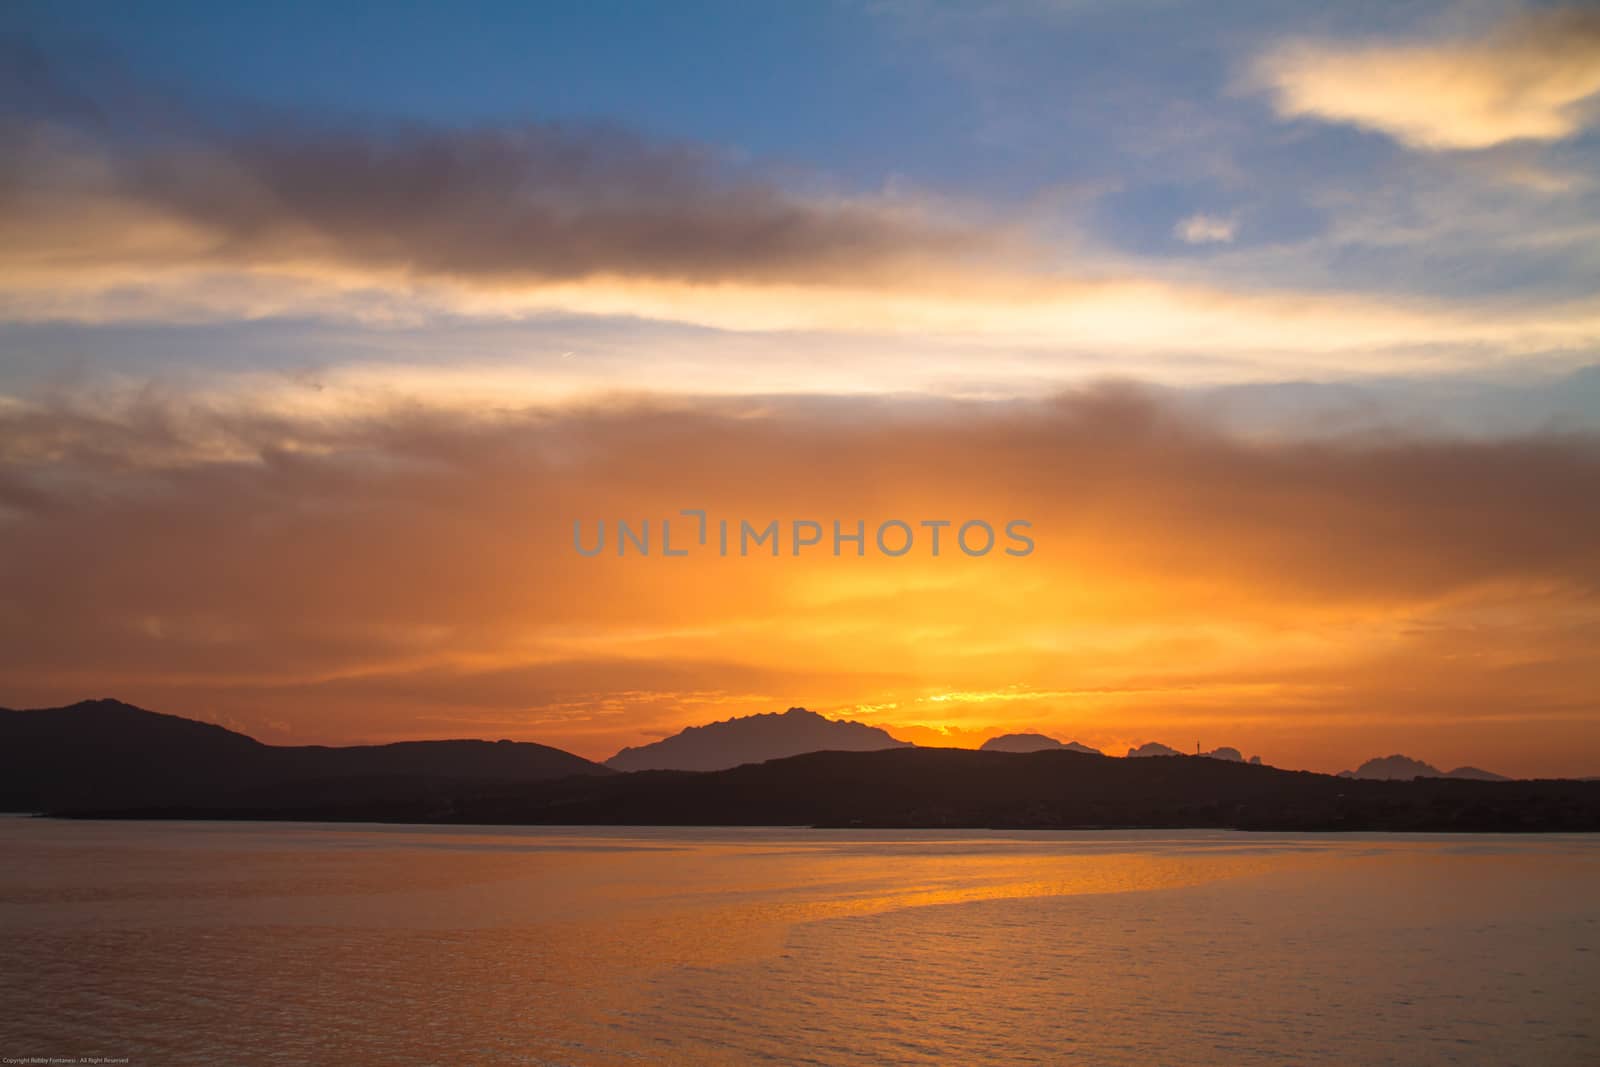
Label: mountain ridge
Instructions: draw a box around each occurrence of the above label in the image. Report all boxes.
[980,733,1101,755]
[1338,754,1511,782]
[0,700,1562,827]
[0,698,610,814]
[606,706,911,772]
[52,743,1600,833]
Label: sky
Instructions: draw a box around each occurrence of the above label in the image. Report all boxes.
[1,1,1598,775]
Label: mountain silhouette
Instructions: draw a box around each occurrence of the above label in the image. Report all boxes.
[1338,754,1510,781]
[605,706,911,772]
[980,733,1101,755]
[0,698,608,814]
[1126,741,1185,758]
[8,700,1590,831]
[1128,742,1265,763]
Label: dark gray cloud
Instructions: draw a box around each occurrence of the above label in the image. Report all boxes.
[0,38,989,288]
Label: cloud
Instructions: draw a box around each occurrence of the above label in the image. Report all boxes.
[4,38,1600,381]
[0,39,997,292]
[1174,213,1237,244]
[1252,8,1600,150]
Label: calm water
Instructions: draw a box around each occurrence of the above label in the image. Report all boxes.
[1,819,1595,1065]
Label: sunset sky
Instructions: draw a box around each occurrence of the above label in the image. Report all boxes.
[2,1,1599,775]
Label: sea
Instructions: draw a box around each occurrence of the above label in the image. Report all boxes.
[1,818,1595,1065]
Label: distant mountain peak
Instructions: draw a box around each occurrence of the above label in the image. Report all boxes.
[606,706,911,773]
[1125,741,1268,765]
[1126,741,1185,758]
[1338,754,1510,781]
[980,733,1102,755]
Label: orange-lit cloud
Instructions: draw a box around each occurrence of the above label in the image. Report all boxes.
[1,387,1596,776]
[1253,8,1600,150]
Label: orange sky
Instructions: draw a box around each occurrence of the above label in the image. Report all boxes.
[2,388,1596,777]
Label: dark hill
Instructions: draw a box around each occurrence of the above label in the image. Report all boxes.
[0,699,609,814]
[450,748,1597,832]
[1339,754,1510,781]
[41,733,1600,831]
